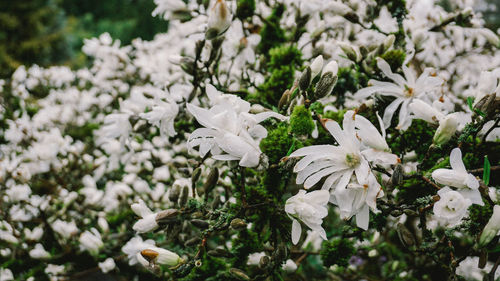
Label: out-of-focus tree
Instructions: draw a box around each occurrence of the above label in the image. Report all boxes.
[0,0,71,77]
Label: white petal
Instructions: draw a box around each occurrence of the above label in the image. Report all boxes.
[355,204,370,230]
[376,58,406,87]
[449,148,467,173]
[382,98,404,129]
[292,219,302,245]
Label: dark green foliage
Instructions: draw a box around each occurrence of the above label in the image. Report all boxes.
[0,0,71,77]
[231,229,261,267]
[387,120,435,158]
[236,0,256,20]
[179,254,228,281]
[268,45,303,70]
[334,67,369,107]
[320,238,355,268]
[290,105,314,136]
[257,4,286,55]
[65,122,99,142]
[467,200,492,235]
[380,49,406,72]
[396,177,436,203]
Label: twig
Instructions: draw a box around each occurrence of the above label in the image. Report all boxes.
[489,256,500,281]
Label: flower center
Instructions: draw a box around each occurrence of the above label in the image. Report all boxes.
[345,153,360,168]
[404,85,414,97]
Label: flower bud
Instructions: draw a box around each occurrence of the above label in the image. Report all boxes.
[156,209,179,225]
[179,185,190,207]
[184,237,201,246]
[391,164,404,186]
[383,34,396,51]
[203,167,219,195]
[479,205,500,247]
[141,247,182,267]
[323,61,338,77]
[191,219,209,229]
[229,268,250,280]
[433,114,458,146]
[230,218,247,230]
[339,42,359,62]
[192,167,202,186]
[314,72,338,99]
[207,248,232,258]
[278,89,291,110]
[259,255,270,269]
[299,67,312,91]
[310,55,324,79]
[396,223,415,248]
[180,57,196,76]
[206,0,232,40]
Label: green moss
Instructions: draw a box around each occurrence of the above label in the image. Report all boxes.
[260,123,295,164]
[268,45,302,69]
[322,109,347,124]
[65,122,99,142]
[320,238,355,268]
[396,177,435,204]
[388,120,435,157]
[334,67,369,107]
[106,208,135,226]
[236,0,255,20]
[231,229,261,267]
[380,49,406,72]
[290,105,314,136]
[257,4,286,55]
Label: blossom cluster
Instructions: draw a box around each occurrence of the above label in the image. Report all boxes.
[0,0,499,280]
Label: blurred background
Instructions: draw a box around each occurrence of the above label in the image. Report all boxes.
[0,0,498,79]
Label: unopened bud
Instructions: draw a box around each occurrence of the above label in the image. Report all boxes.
[156,209,179,225]
[191,219,209,229]
[433,114,458,146]
[383,34,396,51]
[339,42,359,62]
[391,164,404,186]
[474,94,496,117]
[230,218,247,230]
[343,11,359,23]
[479,205,500,247]
[278,89,291,110]
[184,237,201,246]
[192,167,202,186]
[208,248,232,258]
[180,57,196,76]
[169,185,181,204]
[360,46,369,58]
[314,72,338,99]
[299,67,312,91]
[229,268,250,280]
[179,186,190,207]
[203,167,219,195]
[141,247,182,267]
[310,55,324,78]
[206,0,232,39]
[396,223,415,248]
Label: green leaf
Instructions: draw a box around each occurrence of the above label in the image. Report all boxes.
[483,156,491,186]
[286,138,296,156]
[467,96,474,111]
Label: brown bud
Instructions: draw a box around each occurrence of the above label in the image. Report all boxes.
[192,167,202,186]
[299,67,312,91]
[391,164,404,186]
[314,72,337,100]
[229,268,250,280]
[396,223,415,248]
[259,255,270,269]
[203,167,219,195]
[278,89,291,110]
[230,218,247,230]
[169,185,181,204]
[191,219,209,229]
[156,209,179,225]
[184,237,202,247]
[179,185,190,207]
[207,248,232,258]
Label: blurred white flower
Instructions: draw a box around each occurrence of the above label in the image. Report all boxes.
[79,228,103,254]
[51,220,78,239]
[98,258,116,273]
[29,243,50,259]
[122,236,156,265]
[282,259,298,272]
[479,205,500,247]
[285,189,329,244]
[140,98,179,138]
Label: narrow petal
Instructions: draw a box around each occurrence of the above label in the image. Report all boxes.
[382,98,404,129]
[292,219,302,245]
[355,204,370,230]
[449,148,467,173]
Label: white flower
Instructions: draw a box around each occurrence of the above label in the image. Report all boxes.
[51,220,78,239]
[432,148,482,205]
[131,200,159,233]
[289,111,397,229]
[98,258,116,273]
[354,58,443,130]
[247,252,266,266]
[479,205,500,247]
[282,259,298,273]
[285,189,329,245]
[45,264,65,278]
[456,256,500,281]
[187,96,285,167]
[152,0,187,20]
[0,268,14,281]
[79,228,103,254]
[310,55,324,79]
[473,70,499,107]
[140,98,179,138]
[409,99,445,125]
[122,236,156,265]
[140,246,182,266]
[29,243,50,259]
[433,187,472,227]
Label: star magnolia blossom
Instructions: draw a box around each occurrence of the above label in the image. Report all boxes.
[140,98,179,138]
[433,187,472,227]
[187,87,285,167]
[285,189,329,245]
[432,148,482,205]
[131,200,159,233]
[354,58,443,130]
[289,110,398,229]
